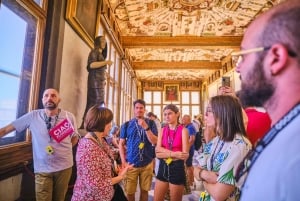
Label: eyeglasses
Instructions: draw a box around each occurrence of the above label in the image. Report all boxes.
[231,47,270,67]
[232,46,298,67]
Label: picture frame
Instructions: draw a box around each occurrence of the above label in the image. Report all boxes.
[65,0,101,48]
[164,84,179,102]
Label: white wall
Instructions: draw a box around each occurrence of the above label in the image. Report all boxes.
[207,69,241,98]
[0,174,22,201]
[59,23,90,127]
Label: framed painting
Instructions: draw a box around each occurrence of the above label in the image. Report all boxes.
[66,0,101,48]
[164,84,179,102]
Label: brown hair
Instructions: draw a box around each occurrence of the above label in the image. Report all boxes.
[163,104,180,123]
[210,95,246,141]
[133,99,146,107]
[84,104,113,132]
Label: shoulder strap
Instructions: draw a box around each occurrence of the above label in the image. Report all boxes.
[123,121,129,137]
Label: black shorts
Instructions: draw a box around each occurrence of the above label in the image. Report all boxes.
[156,159,186,185]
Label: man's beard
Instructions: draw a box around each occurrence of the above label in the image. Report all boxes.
[239,58,275,107]
[43,101,57,110]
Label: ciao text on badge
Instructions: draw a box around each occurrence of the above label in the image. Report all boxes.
[49,118,74,143]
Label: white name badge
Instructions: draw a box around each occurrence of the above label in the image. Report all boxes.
[49,118,74,143]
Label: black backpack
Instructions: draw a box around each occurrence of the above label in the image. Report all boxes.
[194,129,203,151]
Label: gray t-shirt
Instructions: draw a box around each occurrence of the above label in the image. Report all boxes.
[240,114,300,201]
[12,109,78,173]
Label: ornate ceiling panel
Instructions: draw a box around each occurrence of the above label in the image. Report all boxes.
[128,47,234,62]
[135,69,215,80]
[105,0,284,81]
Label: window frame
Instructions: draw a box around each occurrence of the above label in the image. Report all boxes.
[0,0,47,178]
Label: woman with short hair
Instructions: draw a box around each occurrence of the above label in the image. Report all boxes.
[72,105,132,201]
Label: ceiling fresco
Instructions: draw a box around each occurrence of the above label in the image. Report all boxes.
[128,47,234,62]
[135,69,215,80]
[105,0,284,81]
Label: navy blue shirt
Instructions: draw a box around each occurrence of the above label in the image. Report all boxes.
[120,118,157,167]
[186,123,196,152]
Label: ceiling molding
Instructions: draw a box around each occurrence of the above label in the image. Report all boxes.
[121,36,243,48]
[132,61,221,70]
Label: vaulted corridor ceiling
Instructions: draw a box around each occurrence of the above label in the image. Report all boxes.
[103,0,284,81]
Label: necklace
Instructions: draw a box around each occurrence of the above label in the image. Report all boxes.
[167,124,178,150]
[90,132,104,148]
[134,120,146,161]
[134,120,145,141]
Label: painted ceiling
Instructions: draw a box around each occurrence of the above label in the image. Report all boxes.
[105,0,284,81]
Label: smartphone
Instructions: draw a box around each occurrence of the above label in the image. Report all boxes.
[222,76,230,87]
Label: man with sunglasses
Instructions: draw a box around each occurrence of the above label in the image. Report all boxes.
[234,0,300,200]
[0,88,79,201]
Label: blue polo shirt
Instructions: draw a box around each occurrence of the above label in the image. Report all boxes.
[186,123,196,149]
[120,118,157,167]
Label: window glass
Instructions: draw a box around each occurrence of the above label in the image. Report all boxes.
[0,75,19,138]
[144,91,151,103]
[33,0,43,7]
[153,106,162,122]
[0,2,40,145]
[181,106,190,116]
[145,105,152,115]
[153,91,161,104]
[191,91,200,104]
[191,105,200,118]
[143,86,202,129]
[181,91,189,104]
[0,6,26,132]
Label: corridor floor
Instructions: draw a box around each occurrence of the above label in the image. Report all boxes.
[134,177,204,201]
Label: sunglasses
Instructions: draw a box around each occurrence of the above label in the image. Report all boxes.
[45,116,52,130]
